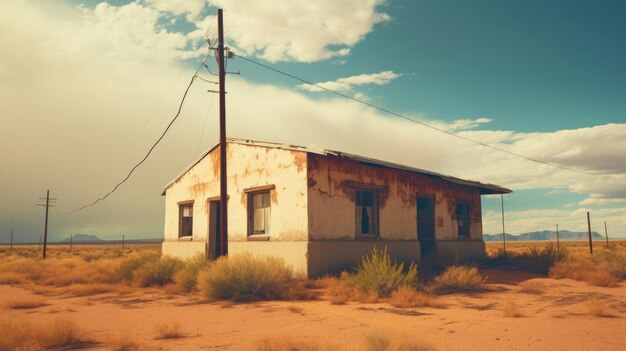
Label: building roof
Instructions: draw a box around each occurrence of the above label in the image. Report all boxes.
[162,138,512,195]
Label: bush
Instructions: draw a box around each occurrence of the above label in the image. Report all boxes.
[431,266,486,294]
[549,249,625,287]
[133,256,183,287]
[389,286,434,308]
[345,247,418,297]
[116,252,160,283]
[174,254,212,292]
[197,252,297,301]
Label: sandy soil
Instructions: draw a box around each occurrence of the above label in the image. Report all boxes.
[2,269,625,351]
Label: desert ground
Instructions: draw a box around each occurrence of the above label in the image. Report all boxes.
[1,241,625,351]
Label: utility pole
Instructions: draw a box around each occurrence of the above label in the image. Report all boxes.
[217,8,229,257]
[556,224,560,250]
[604,221,609,248]
[10,224,13,253]
[501,194,506,255]
[586,211,593,255]
[36,190,56,259]
[70,234,73,253]
[122,234,125,255]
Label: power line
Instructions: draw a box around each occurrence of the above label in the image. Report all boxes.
[235,55,595,176]
[69,55,211,214]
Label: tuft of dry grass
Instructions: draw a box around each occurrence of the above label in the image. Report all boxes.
[500,301,524,317]
[255,331,436,351]
[325,276,353,305]
[36,318,95,349]
[550,257,621,287]
[519,280,548,294]
[586,297,609,317]
[154,322,185,339]
[4,296,47,309]
[62,283,120,296]
[197,252,299,301]
[389,286,435,308]
[0,271,25,285]
[430,266,486,294]
[585,271,620,287]
[108,335,145,351]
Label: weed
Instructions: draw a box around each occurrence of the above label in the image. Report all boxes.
[174,254,212,292]
[155,322,185,339]
[586,297,608,317]
[116,252,160,284]
[519,281,547,294]
[389,286,435,308]
[133,256,183,287]
[36,318,95,349]
[197,252,298,301]
[345,247,418,297]
[431,266,486,294]
[500,301,523,317]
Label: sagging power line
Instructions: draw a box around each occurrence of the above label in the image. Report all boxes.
[69,54,212,214]
[235,54,595,177]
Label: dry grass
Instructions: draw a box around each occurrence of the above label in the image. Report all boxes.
[4,296,47,309]
[256,331,436,351]
[389,286,435,308]
[0,318,95,350]
[324,276,353,305]
[586,297,610,317]
[430,266,486,294]
[197,252,299,301]
[108,336,146,351]
[500,301,524,317]
[550,256,622,287]
[154,322,185,339]
[0,271,26,284]
[62,283,121,296]
[519,280,548,294]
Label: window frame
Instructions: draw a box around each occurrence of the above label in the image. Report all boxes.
[455,201,470,238]
[355,188,379,238]
[178,201,194,238]
[247,189,272,237]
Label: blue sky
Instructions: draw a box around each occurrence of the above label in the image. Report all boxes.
[1,0,625,241]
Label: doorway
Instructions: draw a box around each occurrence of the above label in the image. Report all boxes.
[417,197,436,256]
[208,200,222,259]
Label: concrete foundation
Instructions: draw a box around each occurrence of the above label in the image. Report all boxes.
[162,240,206,259]
[307,241,421,277]
[435,240,486,260]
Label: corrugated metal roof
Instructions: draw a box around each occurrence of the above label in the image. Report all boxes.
[161,138,512,195]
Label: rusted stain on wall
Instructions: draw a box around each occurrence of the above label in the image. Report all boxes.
[292,151,306,173]
[209,148,220,178]
[188,181,209,198]
[271,188,279,205]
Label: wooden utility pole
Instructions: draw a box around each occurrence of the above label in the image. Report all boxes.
[36,190,56,259]
[556,224,560,250]
[70,234,73,253]
[122,234,125,255]
[217,9,228,257]
[586,211,593,255]
[501,194,506,255]
[604,221,609,248]
[10,224,13,253]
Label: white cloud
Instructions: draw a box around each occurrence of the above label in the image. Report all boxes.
[299,70,401,93]
[146,0,206,18]
[202,0,390,62]
[448,117,493,131]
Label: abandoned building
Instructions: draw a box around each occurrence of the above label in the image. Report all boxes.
[161,138,511,277]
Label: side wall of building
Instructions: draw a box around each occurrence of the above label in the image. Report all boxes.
[305,153,484,271]
[163,143,310,270]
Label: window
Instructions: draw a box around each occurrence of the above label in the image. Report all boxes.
[456,202,470,237]
[248,191,271,235]
[356,189,378,236]
[179,203,193,237]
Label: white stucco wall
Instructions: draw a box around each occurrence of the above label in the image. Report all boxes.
[162,142,309,259]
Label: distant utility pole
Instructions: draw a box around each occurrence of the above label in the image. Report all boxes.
[36,190,56,259]
[556,224,560,250]
[217,8,229,257]
[70,234,73,253]
[604,221,609,248]
[501,194,506,255]
[122,234,125,255]
[586,211,593,255]
[10,224,13,253]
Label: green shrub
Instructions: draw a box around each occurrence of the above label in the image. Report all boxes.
[174,254,213,292]
[133,256,183,287]
[431,265,486,294]
[116,252,160,283]
[197,252,297,301]
[345,247,418,297]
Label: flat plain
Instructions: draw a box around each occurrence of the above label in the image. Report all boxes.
[0,241,624,350]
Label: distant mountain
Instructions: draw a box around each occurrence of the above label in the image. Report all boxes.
[60,234,106,243]
[484,230,605,242]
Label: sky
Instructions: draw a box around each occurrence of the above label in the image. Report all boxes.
[1,0,625,242]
